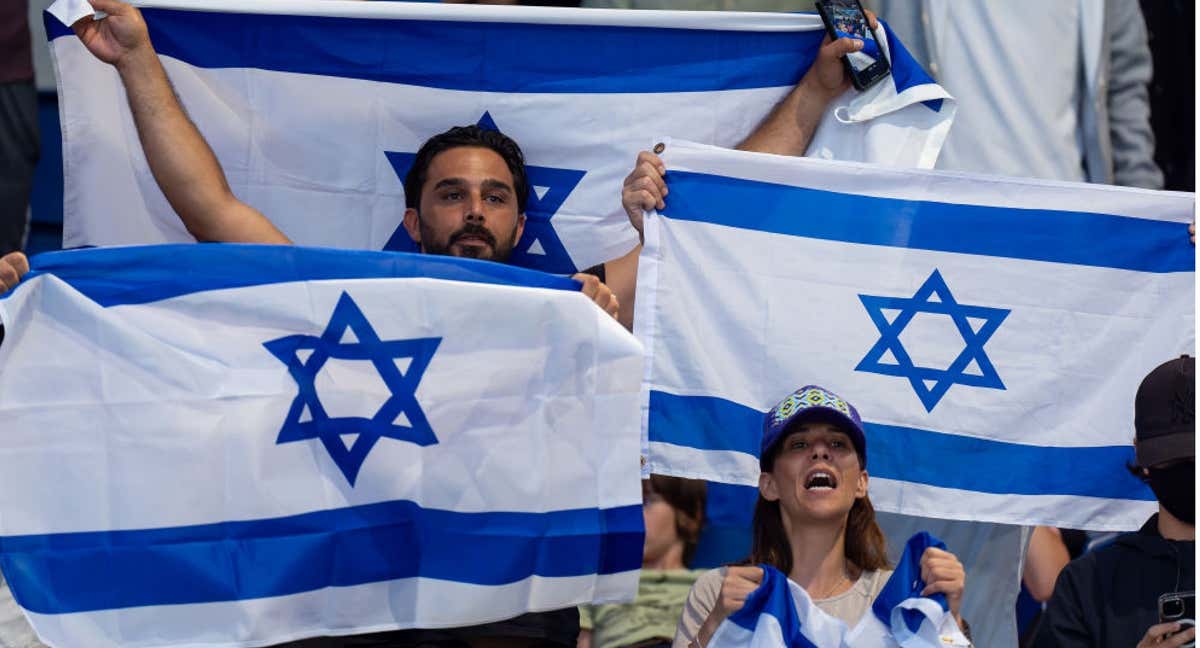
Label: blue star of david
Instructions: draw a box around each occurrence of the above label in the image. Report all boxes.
[855,269,1010,412]
[383,111,585,274]
[263,292,441,485]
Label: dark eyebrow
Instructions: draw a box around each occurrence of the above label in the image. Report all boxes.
[481,179,514,195]
[432,178,467,191]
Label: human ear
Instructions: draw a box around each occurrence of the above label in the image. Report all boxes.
[759,472,781,502]
[855,470,869,499]
[402,208,422,244]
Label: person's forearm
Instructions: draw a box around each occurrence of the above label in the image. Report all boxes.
[115,50,287,243]
[737,77,840,156]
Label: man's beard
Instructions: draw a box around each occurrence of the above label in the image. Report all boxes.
[420,221,520,263]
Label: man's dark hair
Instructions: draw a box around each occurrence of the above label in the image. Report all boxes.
[404,125,530,215]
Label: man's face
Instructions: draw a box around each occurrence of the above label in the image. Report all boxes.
[760,422,868,524]
[402,146,525,262]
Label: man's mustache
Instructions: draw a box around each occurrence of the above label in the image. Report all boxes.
[449,224,497,247]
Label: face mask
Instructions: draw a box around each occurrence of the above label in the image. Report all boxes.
[1147,462,1195,525]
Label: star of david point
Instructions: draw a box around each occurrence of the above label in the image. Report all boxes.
[383,111,584,273]
[263,292,441,485]
[855,269,1010,412]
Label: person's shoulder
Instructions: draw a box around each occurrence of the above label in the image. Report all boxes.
[860,568,894,599]
[693,566,726,590]
[1055,535,1125,584]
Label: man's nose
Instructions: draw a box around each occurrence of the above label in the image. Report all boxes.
[465,194,485,222]
[810,443,831,460]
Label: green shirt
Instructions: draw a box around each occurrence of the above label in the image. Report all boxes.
[579,569,704,648]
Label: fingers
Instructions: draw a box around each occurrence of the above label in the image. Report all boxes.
[574,272,599,299]
[623,178,664,212]
[715,566,764,615]
[0,252,29,294]
[635,151,666,177]
[622,152,668,211]
[1168,627,1198,648]
[727,565,764,584]
[919,547,965,600]
[571,273,619,320]
[593,282,619,320]
[1139,622,1196,648]
[864,9,878,29]
[1189,222,1194,245]
[824,35,864,59]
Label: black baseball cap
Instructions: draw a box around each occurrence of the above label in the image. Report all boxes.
[1135,355,1195,467]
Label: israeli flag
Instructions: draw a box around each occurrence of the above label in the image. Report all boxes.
[708,533,969,648]
[0,245,644,648]
[45,0,953,274]
[634,139,1194,531]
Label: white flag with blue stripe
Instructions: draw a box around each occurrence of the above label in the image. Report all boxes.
[708,533,969,648]
[0,245,644,648]
[46,0,953,274]
[634,139,1195,531]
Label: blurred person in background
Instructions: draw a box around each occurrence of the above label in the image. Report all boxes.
[869,0,1162,189]
[0,0,39,257]
[578,476,707,648]
[1032,356,1195,648]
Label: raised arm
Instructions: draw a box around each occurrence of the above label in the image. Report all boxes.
[737,11,877,156]
[73,0,289,244]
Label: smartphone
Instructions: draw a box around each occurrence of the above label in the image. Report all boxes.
[1160,591,1196,648]
[814,0,891,91]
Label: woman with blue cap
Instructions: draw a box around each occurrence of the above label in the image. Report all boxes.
[672,385,970,647]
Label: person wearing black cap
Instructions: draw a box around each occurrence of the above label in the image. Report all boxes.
[672,384,970,647]
[1033,355,1196,648]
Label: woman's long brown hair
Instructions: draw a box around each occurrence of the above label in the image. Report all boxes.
[745,492,891,575]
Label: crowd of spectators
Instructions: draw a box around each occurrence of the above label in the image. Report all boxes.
[0,1,1192,647]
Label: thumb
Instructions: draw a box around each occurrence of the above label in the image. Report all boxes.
[824,37,864,58]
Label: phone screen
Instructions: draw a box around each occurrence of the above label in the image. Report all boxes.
[822,0,882,74]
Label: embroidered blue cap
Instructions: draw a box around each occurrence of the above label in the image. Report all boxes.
[761,385,866,470]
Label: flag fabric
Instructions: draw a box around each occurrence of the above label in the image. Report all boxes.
[45,0,954,274]
[708,533,969,648]
[633,139,1195,531]
[0,244,644,648]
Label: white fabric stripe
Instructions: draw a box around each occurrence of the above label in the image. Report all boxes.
[646,442,759,487]
[869,477,1158,531]
[707,622,757,648]
[709,614,784,648]
[632,184,667,479]
[24,571,640,648]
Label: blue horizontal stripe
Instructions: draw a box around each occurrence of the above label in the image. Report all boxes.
[649,390,760,455]
[649,391,1156,501]
[663,171,1194,273]
[11,244,580,307]
[47,9,825,94]
[0,500,643,615]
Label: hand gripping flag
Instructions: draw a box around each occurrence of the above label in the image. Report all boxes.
[0,245,644,648]
[633,139,1194,531]
[708,533,969,648]
[45,0,953,274]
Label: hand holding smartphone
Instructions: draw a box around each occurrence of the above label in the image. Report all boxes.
[1160,591,1196,648]
[814,0,891,91]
